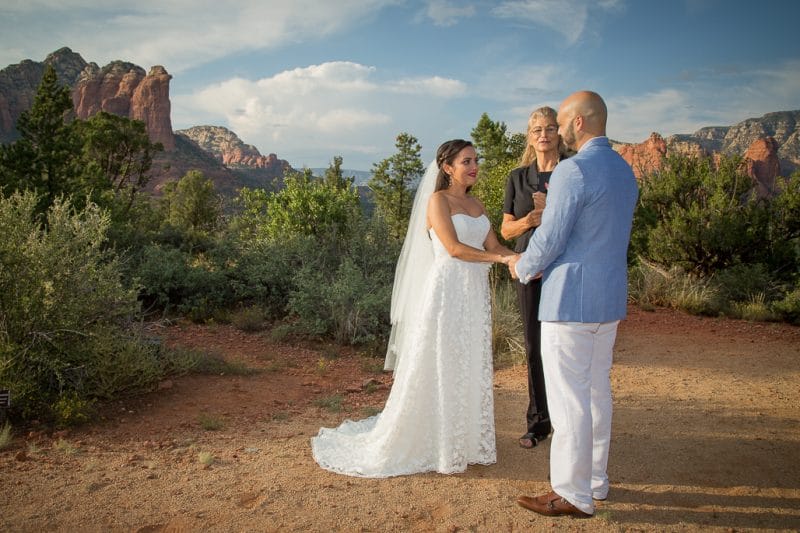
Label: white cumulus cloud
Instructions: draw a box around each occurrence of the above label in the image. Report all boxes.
[173,61,467,168]
[0,0,399,72]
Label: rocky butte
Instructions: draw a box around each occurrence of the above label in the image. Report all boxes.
[0,47,290,195]
[613,110,799,196]
[73,61,175,150]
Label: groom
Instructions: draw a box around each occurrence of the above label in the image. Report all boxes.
[508,90,638,518]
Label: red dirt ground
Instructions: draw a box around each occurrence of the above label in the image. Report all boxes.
[1,305,799,532]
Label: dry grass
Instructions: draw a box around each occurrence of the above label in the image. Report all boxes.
[0,422,12,450]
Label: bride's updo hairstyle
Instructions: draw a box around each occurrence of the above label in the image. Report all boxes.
[435,139,474,192]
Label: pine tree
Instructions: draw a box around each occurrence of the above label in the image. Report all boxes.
[368,133,424,240]
[323,155,354,189]
[471,113,511,169]
[0,64,82,214]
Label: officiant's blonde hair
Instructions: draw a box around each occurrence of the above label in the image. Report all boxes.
[519,106,565,167]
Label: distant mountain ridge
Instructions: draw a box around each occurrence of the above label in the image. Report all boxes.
[308,168,373,186]
[2,48,798,198]
[612,110,799,196]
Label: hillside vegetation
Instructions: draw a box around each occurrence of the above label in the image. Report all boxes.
[1,67,798,425]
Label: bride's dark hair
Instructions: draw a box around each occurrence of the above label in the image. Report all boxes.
[435,139,474,192]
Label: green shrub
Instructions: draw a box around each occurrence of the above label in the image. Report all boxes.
[227,235,311,319]
[0,192,157,421]
[287,218,396,345]
[628,261,719,316]
[772,285,800,324]
[134,244,231,317]
[230,305,266,332]
[198,413,224,431]
[82,327,165,399]
[314,394,343,412]
[633,155,767,276]
[53,391,94,428]
[730,294,778,322]
[712,263,778,303]
[631,157,799,320]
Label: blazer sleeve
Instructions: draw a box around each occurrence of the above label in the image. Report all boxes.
[514,159,584,282]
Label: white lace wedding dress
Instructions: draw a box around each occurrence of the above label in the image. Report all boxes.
[311,214,496,477]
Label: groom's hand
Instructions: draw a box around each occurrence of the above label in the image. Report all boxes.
[508,254,521,279]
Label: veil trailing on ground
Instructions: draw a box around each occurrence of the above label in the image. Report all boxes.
[384,160,439,371]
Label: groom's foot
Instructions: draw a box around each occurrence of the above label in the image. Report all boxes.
[516,491,592,518]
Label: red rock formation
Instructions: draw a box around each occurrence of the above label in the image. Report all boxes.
[0,49,89,143]
[223,149,284,169]
[177,125,291,176]
[131,66,174,150]
[744,136,780,197]
[73,62,174,150]
[616,132,667,178]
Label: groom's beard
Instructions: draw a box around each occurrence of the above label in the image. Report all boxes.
[561,122,577,151]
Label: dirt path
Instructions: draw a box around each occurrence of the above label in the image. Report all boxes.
[2,306,799,532]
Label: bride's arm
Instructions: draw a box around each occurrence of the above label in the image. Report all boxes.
[484,227,515,259]
[479,200,516,260]
[427,193,510,264]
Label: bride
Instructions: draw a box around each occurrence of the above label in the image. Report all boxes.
[311,139,514,477]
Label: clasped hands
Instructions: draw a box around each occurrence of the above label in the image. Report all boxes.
[505,254,543,281]
[506,192,547,281]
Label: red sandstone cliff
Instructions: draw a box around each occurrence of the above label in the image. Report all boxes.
[615,132,667,178]
[744,136,781,197]
[177,125,290,174]
[615,132,784,197]
[73,62,174,150]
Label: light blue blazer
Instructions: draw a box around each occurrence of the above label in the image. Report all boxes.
[514,136,639,323]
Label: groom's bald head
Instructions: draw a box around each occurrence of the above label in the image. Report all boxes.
[557,91,608,150]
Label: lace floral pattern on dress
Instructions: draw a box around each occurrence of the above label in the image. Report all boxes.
[311,214,496,477]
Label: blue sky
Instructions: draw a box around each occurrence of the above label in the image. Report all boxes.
[2,0,799,170]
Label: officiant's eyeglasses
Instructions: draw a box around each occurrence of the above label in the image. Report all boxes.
[531,126,558,136]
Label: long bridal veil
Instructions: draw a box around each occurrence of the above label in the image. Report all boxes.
[384,160,439,371]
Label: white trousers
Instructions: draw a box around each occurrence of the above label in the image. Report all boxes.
[541,320,619,515]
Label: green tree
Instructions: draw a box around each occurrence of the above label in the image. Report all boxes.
[766,171,800,275]
[231,167,361,242]
[0,64,82,214]
[469,114,524,239]
[75,111,163,214]
[323,155,354,190]
[269,168,360,240]
[368,132,424,240]
[633,154,773,276]
[471,113,513,170]
[161,170,222,234]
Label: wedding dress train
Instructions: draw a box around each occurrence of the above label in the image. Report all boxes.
[311,214,496,477]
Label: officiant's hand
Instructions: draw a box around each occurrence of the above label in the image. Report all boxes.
[526,192,547,227]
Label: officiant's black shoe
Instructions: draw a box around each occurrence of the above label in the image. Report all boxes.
[519,430,551,448]
[519,432,537,448]
[516,491,592,518]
